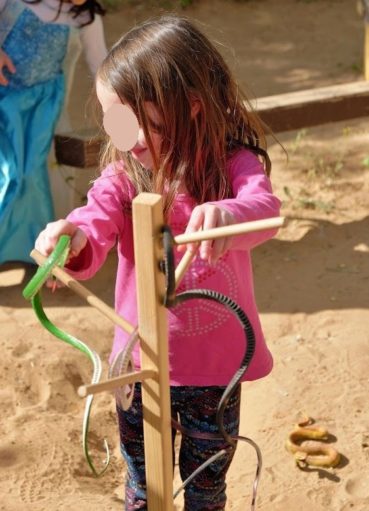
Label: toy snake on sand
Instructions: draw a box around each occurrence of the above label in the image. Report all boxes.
[23,235,110,477]
[285,416,340,468]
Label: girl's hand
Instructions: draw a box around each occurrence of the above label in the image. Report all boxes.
[35,219,87,259]
[179,204,236,264]
[0,49,16,86]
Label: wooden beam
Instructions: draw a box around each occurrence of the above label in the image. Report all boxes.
[255,80,369,133]
[54,128,102,168]
[365,24,369,80]
[53,81,369,168]
[132,193,174,511]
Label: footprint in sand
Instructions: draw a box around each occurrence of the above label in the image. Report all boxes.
[345,476,369,499]
[11,340,31,358]
[0,444,20,468]
[13,367,51,409]
[0,423,77,507]
[12,357,87,412]
[340,500,369,511]
[361,432,369,461]
[0,390,16,418]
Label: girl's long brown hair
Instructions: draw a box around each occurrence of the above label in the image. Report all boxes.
[97,15,270,216]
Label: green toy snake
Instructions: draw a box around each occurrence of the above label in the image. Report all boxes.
[23,235,110,477]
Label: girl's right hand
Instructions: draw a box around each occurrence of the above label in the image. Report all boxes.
[35,219,87,259]
[0,49,16,86]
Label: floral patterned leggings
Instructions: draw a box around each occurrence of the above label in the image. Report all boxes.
[116,383,241,511]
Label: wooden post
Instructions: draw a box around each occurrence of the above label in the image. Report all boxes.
[132,193,174,511]
[365,23,369,80]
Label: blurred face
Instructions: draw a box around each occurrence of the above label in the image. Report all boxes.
[96,79,163,170]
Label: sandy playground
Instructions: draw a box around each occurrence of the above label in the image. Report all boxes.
[0,0,369,510]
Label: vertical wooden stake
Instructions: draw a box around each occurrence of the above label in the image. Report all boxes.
[132,193,174,511]
[365,23,369,80]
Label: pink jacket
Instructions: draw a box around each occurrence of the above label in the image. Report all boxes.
[67,148,281,386]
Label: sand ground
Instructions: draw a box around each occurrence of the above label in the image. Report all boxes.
[0,1,368,510]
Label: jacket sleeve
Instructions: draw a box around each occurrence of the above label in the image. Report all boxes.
[65,167,127,280]
[214,150,281,250]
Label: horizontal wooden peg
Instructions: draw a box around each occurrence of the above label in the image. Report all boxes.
[175,247,198,289]
[174,216,285,245]
[78,369,157,397]
[30,249,135,335]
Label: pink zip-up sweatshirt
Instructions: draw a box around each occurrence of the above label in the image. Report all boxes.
[66,148,281,386]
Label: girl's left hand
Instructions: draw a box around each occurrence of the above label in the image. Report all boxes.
[178,204,236,264]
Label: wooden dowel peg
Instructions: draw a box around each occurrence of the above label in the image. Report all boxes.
[78,369,157,397]
[175,247,197,289]
[174,216,285,245]
[30,249,135,335]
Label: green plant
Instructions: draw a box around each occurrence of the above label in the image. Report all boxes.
[283,186,334,213]
[289,128,308,154]
[351,61,363,74]
[362,156,369,168]
[296,196,334,213]
[306,154,344,180]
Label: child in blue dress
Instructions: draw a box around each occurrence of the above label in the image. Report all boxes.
[0,0,107,264]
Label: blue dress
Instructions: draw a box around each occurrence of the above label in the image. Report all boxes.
[0,0,69,263]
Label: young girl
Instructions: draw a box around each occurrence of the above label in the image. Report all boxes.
[0,0,107,264]
[35,15,281,511]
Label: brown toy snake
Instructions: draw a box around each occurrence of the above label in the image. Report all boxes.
[285,416,340,468]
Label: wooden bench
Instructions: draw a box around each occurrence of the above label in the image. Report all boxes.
[255,80,369,133]
[54,128,102,169]
[54,80,369,168]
